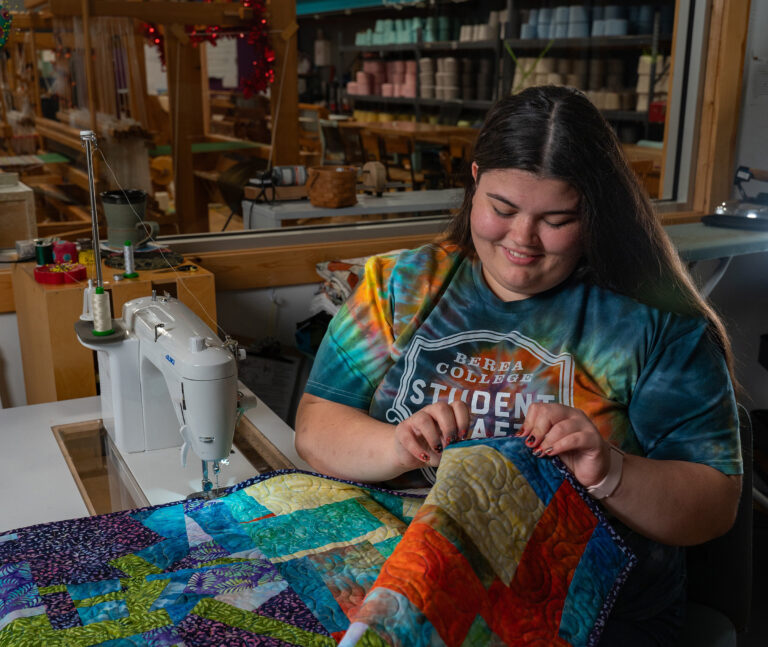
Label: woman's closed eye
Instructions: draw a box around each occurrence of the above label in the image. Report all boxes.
[492,206,517,218]
[490,206,577,228]
[543,216,578,228]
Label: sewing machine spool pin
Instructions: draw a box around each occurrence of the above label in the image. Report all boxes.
[79,130,116,337]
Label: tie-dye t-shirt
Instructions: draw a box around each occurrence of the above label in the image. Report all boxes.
[306,243,742,483]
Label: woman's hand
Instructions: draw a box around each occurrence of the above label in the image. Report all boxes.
[520,402,612,488]
[394,400,470,469]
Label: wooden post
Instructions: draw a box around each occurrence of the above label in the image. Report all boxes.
[200,42,211,136]
[268,0,299,166]
[692,0,751,213]
[79,0,98,136]
[25,32,43,123]
[128,32,149,126]
[164,27,209,233]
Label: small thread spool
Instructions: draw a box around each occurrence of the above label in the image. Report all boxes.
[35,239,54,266]
[91,287,115,336]
[123,241,138,278]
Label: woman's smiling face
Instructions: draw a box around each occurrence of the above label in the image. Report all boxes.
[470,164,584,301]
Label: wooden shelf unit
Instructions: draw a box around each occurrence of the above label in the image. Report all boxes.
[12,258,217,404]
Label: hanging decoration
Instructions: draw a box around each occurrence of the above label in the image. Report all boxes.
[141,0,274,97]
[0,3,13,51]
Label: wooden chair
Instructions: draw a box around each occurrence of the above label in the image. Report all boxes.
[339,125,366,165]
[298,103,329,167]
[359,129,382,163]
[629,159,659,198]
[378,132,422,190]
[441,134,475,187]
[318,119,346,165]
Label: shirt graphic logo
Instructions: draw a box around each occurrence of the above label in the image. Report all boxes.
[386,330,574,439]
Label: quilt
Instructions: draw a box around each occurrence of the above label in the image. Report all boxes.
[0,436,635,646]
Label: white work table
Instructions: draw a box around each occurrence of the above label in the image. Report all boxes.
[0,385,309,534]
[0,397,98,531]
[242,187,463,229]
[666,221,768,262]
[666,221,768,296]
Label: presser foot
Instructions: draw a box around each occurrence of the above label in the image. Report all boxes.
[185,487,228,501]
[188,459,224,500]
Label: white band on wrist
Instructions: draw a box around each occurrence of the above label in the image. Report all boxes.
[587,445,625,500]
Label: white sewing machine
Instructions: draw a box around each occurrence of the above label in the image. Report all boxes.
[75,293,254,499]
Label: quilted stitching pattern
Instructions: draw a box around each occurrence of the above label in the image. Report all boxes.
[0,439,634,646]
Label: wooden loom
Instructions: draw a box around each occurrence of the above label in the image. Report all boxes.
[25,0,300,235]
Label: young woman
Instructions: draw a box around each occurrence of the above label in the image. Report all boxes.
[295,86,742,644]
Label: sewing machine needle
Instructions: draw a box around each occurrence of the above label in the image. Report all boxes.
[202,460,212,493]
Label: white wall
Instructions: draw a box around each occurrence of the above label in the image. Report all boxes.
[216,283,318,349]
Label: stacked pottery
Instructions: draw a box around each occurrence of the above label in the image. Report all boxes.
[635,54,668,111]
[459,20,497,43]
[435,57,458,100]
[538,7,555,39]
[387,60,404,96]
[423,16,437,43]
[603,5,628,36]
[591,5,605,37]
[571,58,588,89]
[366,59,386,95]
[394,18,412,44]
[372,19,395,46]
[631,5,654,35]
[567,5,590,38]
[437,15,452,42]
[588,58,604,91]
[519,8,539,39]
[512,57,588,92]
[581,57,636,111]
[355,17,426,46]
[401,60,417,98]
[532,57,556,87]
[551,6,568,39]
[354,71,372,95]
[347,58,418,98]
[419,57,435,99]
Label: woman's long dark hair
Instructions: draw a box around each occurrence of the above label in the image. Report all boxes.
[445,85,735,378]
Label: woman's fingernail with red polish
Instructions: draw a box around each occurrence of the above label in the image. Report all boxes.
[525,436,536,446]
[420,453,429,462]
[435,444,443,453]
[533,448,543,457]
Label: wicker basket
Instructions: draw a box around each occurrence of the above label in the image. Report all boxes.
[307,166,358,208]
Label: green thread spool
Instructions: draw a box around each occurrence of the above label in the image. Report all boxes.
[35,239,53,266]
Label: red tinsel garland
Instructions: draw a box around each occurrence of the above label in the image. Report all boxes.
[141,0,274,97]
